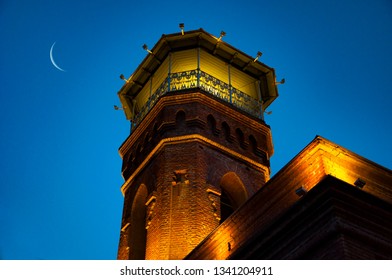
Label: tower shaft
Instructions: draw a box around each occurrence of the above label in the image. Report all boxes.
[116,29,278,259]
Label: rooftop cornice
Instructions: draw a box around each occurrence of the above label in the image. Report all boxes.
[118,29,278,108]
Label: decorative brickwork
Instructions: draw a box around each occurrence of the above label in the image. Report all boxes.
[116,29,391,260]
[117,90,272,259]
[185,136,392,260]
[116,29,278,260]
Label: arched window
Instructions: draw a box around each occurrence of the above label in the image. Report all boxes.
[219,172,247,223]
[129,184,148,259]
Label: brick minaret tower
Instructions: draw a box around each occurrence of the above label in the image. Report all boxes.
[116,28,280,260]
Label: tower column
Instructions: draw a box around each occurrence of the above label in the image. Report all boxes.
[116,29,278,260]
[143,141,219,259]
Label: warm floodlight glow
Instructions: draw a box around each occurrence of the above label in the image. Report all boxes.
[253,51,263,62]
[179,23,184,35]
[142,44,153,54]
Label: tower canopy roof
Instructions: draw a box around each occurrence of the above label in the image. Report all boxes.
[118,29,279,112]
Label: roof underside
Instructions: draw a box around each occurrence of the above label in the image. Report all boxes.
[118,28,279,110]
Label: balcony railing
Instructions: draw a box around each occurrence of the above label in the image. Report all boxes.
[132,69,262,127]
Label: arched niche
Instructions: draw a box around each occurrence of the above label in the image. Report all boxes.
[129,184,148,259]
[236,128,245,148]
[249,135,258,154]
[175,110,186,125]
[221,122,231,141]
[207,114,217,135]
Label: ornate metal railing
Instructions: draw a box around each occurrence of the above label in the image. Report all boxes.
[132,69,262,126]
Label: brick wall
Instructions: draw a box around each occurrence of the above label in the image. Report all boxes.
[117,90,273,259]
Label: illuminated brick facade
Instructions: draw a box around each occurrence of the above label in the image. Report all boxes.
[186,136,392,259]
[116,29,392,260]
[117,29,277,260]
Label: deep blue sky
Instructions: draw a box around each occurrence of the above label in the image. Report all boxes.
[1,0,391,260]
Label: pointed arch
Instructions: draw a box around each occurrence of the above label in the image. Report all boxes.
[134,143,142,165]
[144,132,150,145]
[236,128,245,149]
[219,172,248,222]
[222,122,231,141]
[152,122,159,145]
[249,135,258,154]
[207,114,217,135]
[129,184,148,259]
[122,152,133,179]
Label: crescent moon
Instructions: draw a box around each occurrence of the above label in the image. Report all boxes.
[50,42,66,72]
